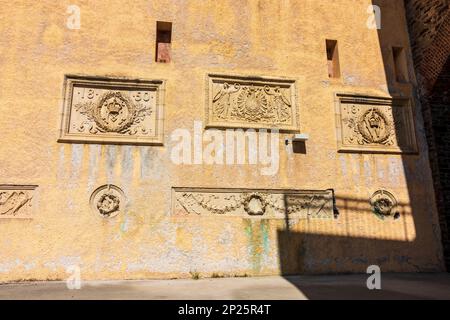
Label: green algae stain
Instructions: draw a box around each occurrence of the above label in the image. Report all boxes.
[260,220,270,254]
[244,219,271,274]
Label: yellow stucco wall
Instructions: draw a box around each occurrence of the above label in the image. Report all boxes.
[0,0,445,282]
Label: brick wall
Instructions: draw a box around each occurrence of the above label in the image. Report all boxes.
[405,0,450,91]
[404,0,450,270]
[429,58,450,269]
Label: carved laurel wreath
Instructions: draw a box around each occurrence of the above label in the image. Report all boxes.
[357,108,393,144]
[93,91,137,133]
[76,91,152,135]
[243,193,268,216]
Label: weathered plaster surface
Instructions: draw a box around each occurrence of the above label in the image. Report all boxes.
[0,0,444,282]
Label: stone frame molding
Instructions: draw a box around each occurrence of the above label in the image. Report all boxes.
[205,73,300,131]
[334,93,419,154]
[58,75,165,145]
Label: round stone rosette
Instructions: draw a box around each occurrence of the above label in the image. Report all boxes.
[90,184,125,218]
[370,189,399,220]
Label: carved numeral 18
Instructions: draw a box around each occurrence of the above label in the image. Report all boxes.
[80,88,95,99]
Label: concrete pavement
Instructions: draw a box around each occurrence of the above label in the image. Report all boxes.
[1,273,450,300]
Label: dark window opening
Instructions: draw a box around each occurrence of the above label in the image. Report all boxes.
[156,21,172,63]
[326,39,340,78]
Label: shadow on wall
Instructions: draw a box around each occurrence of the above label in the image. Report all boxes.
[278,195,441,275]
[428,56,450,269]
[276,0,445,281]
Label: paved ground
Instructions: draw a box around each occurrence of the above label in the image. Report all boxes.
[1,273,450,300]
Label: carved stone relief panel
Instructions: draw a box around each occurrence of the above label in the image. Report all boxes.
[90,185,125,218]
[0,185,37,219]
[206,74,299,131]
[59,75,165,145]
[335,94,418,153]
[172,188,335,223]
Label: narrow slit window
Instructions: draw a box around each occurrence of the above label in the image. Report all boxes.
[326,39,340,78]
[392,46,409,83]
[156,21,172,63]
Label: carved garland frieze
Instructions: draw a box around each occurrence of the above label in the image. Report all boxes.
[172,188,335,224]
[206,74,299,131]
[0,185,37,219]
[59,75,165,145]
[335,94,418,153]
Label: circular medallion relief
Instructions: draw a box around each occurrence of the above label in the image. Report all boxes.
[357,108,392,144]
[370,190,399,220]
[93,92,136,133]
[236,87,268,121]
[90,184,125,218]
